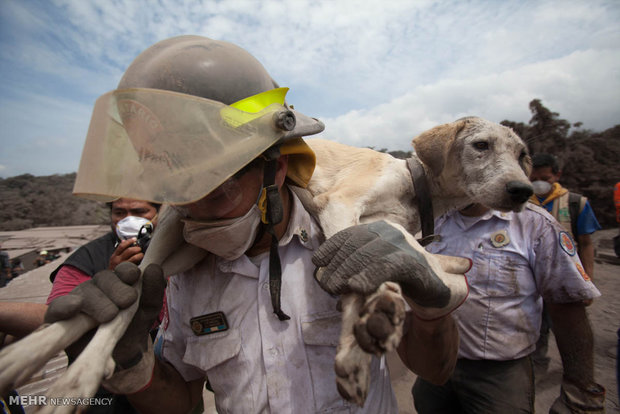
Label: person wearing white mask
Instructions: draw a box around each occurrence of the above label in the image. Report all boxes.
[528,153,601,376]
[529,153,601,273]
[45,197,159,414]
[47,198,160,302]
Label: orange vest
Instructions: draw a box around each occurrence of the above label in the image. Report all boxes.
[614,182,620,224]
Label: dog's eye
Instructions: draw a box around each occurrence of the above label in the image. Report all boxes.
[473,141,489,151]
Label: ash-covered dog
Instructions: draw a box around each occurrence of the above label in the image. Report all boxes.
[293,116,533,406]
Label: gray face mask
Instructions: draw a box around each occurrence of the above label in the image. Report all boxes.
[532,180,552,196]
[182,204,262,261]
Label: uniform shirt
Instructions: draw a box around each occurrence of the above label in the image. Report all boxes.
[156,190,396,414]
[426,204,600,361]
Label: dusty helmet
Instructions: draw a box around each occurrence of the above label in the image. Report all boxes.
[73,35,323,204]
[119,35,278,105]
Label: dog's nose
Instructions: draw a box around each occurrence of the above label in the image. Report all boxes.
[506,181,534,204]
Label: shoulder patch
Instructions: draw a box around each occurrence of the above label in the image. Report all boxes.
[574,261,591,282]
[161,295,169,331]
[559,231,576,256]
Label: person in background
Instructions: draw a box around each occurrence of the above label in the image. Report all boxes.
[0,245,10,288]
[0,301,49,414]
[614,181,620,258]
[47,198,160,302]
[529,153,601,278]
[33,251,50,268]
[528,153,602,373]
[10,258,24,280]
[46,197,159,414]
[0,302,49,348]
[412,203,605,413]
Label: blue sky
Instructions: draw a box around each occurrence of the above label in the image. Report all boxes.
[0,0,619,178]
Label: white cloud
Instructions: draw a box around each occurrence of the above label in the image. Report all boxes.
[321,48,620,150]
[0,0,619,178]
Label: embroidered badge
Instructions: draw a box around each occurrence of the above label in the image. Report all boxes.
[190,312,229,336]
[161,295,170,331]
[575,262,591,282]
[559,231,576,256]
[490,230,510,247]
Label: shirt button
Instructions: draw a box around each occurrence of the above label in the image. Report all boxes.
[262,282,269,291]
[299,229,309,243]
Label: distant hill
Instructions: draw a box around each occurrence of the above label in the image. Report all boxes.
[0,173,109,231]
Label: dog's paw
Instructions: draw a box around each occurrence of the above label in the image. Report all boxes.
[354,282,406,355]
[334,337,372,407]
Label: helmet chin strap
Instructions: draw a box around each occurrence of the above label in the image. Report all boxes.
[261,146,290,321]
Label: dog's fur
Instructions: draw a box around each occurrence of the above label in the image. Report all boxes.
[293,116,533,405]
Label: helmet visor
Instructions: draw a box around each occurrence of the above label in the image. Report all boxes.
[73,88,288,204]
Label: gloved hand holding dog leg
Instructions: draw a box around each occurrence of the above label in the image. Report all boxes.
[313,220,470,320]
[312,220,470,405]
[45,262,166,394]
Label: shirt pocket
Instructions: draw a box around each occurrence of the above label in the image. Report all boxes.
[301,311,352,413]
[183,328,251,412]
[485,250,523,297]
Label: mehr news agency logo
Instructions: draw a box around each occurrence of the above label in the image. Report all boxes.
[7,394,113,407]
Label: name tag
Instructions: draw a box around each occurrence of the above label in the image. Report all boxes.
[190,312,229,336]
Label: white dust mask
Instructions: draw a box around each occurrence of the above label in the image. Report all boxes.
[532,180,552,197]
[116,216,153,240]
[182,204,263,261]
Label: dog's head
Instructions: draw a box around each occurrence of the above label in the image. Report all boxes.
[413,116,533,212]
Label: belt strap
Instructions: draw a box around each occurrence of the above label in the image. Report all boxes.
[262,146,290,321]
[406,157,438,246]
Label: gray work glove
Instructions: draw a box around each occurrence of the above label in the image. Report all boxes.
[312,220,470,319]
[550,380,605,414]
[45,262,166,393]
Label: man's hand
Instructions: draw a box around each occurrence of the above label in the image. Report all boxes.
[550,379,605,414]
[109,238,144,270]
[312,220,470,319]
[45,262,166,393]
[546,302,605,413]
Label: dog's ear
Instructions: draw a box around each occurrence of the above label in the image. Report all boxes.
[412,119,468,176]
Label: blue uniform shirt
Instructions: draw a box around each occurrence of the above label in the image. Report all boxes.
[427,204,600,361]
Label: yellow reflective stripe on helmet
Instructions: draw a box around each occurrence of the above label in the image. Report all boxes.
[230,87,288,112]
[229,88,317,190]
[221,87,289,128]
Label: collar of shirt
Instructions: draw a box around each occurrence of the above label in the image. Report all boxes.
[216,187,318,278]
[441,208,513,231]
